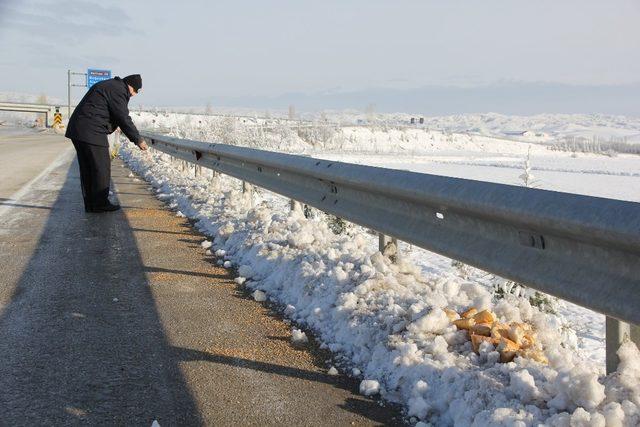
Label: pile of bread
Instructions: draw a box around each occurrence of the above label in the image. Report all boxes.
[444,307,548,364]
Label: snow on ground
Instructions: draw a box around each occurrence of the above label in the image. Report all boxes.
[131,109,640,155]
[129,110,640,366]
[318,111,640,147]
[0,124,47,137]
[120,109,640,425]
[315,153,640,203]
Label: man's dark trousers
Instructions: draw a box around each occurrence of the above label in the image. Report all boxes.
[71,140,111,209]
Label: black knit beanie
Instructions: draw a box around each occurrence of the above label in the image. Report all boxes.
[123,74,142,92]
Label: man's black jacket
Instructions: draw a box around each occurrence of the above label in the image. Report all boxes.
[66,77,140,146]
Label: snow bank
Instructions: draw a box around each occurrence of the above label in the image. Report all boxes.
[120,141,640,426]
[360,379,381,396]
[291,328,308,345]
[252,290,266,302]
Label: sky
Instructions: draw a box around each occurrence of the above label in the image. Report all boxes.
[1,0,639,114]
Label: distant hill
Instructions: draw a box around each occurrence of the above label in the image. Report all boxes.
[203,82,640,116]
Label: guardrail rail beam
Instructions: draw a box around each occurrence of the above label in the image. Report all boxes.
[140,131,640,372]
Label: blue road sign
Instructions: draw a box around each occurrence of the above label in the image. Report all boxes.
[87,69,111,88]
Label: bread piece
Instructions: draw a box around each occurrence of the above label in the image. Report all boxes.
[521,332,536,349]
[453,318,475,330]
[473,309,497,324]
[461,308,478,319]
[497,337,520,363]
[507,324,526,346]
[491,323,510,340]
[513,322,533,332]
[471,334,494,353]
[443,308,459,321]
[471,323,492,337]
[519,348,548,365]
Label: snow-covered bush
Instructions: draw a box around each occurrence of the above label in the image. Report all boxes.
[551,135,640,155]
[325,214,348,235]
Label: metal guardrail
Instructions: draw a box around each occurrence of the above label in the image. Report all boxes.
[139,130,640,373]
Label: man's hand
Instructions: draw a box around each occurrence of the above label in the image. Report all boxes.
[139,140,149,151]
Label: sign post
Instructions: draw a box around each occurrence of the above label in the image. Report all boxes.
[67,70,87,118]
[67,69,87,118]
[53,107,63,128]
[67,68,111,118]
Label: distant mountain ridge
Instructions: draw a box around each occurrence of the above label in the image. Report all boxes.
[206,82,640,116]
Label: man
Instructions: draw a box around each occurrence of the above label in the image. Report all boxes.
[65,74,148,212]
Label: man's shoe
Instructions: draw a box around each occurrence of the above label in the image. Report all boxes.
[89,202,121,212]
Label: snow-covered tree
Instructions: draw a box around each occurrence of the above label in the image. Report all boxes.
[519,145,536,188]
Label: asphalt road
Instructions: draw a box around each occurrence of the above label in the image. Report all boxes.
[0,129,403,426]
[0,126,72,199]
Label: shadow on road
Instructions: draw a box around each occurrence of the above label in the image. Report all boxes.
[171,346,402,425]
[145,265,232,281]
[0,160,203,425]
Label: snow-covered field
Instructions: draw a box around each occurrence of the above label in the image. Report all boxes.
[118,110,640,426]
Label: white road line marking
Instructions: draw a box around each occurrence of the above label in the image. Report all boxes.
[0,146,75,218]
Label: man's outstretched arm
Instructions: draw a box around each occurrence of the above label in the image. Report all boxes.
[108,91,147,150]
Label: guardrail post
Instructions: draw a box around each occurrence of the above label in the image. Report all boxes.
[195,165,201,177]
[634,324,640,344]
[209,170,221,191]
[242,181,254,207]
[303,204,315,219]
[290,200,302,212]
[379,233,399,262]
[606,318,640,374]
